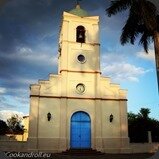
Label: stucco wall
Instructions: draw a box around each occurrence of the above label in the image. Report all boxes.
[38,98,60,138]
[130,143,159,153]
[101,101,120,137]
[0,141,28,152]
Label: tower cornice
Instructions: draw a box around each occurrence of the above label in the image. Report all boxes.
[62,40,100,46]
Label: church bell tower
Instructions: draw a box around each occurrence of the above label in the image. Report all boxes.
[58,4,100,75]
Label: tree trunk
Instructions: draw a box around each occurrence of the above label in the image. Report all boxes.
[154,31,159,94]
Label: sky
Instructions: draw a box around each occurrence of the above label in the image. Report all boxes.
[0,0,158,121]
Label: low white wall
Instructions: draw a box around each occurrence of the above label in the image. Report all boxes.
[0,141,28,152]
[130,143,159,153]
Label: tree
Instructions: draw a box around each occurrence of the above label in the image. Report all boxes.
[0,120,8,135]
[138,108,150,119]
[128,112,138,120]
[7,114,24,134]
[106,0,159,92]
[128,108,159,142]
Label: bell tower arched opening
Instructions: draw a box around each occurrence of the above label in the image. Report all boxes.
[76,26,85,43]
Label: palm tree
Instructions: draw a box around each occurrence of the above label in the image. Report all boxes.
[138,108,150,119]
[106,0,159,92]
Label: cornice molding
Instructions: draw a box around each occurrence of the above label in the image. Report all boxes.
[60,70,101,74]
[30,95,127,101]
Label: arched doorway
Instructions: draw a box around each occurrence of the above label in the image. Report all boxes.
[70,111,91,148]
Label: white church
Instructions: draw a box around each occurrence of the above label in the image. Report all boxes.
[28,4,130,153]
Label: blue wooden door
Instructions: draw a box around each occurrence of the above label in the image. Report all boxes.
[71,111,91,148]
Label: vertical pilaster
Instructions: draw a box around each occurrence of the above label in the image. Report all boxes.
[59,98,67,151]
[119,101,129,148]
[61,72,68,96]
[28,96,40,151]
[95,99,103,151]
[60,19,69,73]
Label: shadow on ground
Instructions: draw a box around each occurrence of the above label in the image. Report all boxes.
[0,151,154,159]
[53,153,154,159]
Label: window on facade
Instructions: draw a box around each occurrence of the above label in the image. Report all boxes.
[76,26,85,43]
[77,54,86,63]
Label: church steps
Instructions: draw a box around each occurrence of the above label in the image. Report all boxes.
[61,148,104,155]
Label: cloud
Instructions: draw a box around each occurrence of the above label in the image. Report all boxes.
[0,87,7,94]
[101,53,150,82]
[102,62,149,82]
[136,49,155,62]
[0,110,24,122]
[1,46,57,67]
[0,97,18,110]
[0,74,38,91]
[16,47,58,66]
[0,44,57,93]
[0,92,29,116]
[12,77,37,86]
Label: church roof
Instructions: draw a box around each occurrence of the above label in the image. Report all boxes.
[69,4,89,17]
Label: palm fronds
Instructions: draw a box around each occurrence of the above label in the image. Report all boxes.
[106,0,131,17]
